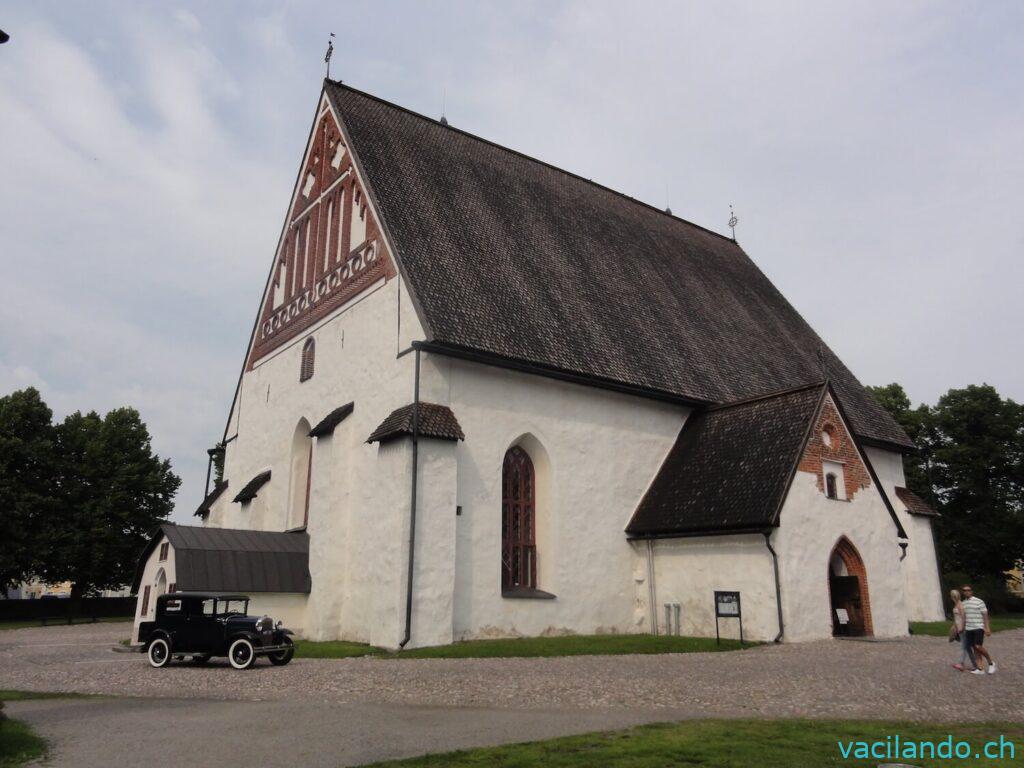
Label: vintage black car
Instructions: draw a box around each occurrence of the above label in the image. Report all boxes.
[138,592,295,669]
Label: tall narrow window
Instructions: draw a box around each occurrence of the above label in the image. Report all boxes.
[159,542,169,561]
[825,473,838,499]
[141,585,151,616]
[502,446,536,591]
[300,338,315,382]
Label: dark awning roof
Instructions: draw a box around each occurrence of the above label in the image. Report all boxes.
[194,479,229,518]
[233,470,271,503]
[895,486,939,517]
[131,524,310,594]
[309,402,355,438]
[326,81,911,451]
[367,402,465,444]
[627,384,826,538]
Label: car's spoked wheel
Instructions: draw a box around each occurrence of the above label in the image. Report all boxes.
[228,638,256,670]
[148,638,171,668]
[268,640,294,666]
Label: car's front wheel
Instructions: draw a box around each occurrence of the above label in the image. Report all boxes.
[148,638,171,668]
[228,638,257,670]
[268,639,294,666]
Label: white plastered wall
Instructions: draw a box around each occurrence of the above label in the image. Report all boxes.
[866,446,945,621]
[418,356,688,640]
[646,534,780,642]
[245,593,309,633]
[774,470,909,641]
[205,274,426,646]
[131,536,176,643]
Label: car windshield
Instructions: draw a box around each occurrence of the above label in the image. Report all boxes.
[216,599,248,617]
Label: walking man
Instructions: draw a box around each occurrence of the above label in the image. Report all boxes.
[961,584,996,675]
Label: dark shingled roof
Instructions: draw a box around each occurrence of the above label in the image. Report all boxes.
[131,523,310,594]
[309,402,355,438]
[326,81,912,451]
[232,470,271,504]
[895,486,939,517]
[367,402,465,443]
[194,480,228,518]
[626,384,826,537]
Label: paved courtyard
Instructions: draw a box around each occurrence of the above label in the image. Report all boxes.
[2,623,1022,766]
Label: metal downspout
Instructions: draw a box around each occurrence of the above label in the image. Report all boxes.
[646,539,658,635]
[764,531,784,643]
[399,349,421,649]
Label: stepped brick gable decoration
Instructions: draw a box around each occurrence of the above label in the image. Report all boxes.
[798,394,870,500]
[249,106,396,367]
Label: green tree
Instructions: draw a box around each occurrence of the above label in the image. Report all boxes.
[870,383,1024,578]
[0,388,57,595]
[928,385,1024,577]
[40,407,181,598]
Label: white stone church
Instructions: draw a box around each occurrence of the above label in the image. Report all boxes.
[132,80,944,648]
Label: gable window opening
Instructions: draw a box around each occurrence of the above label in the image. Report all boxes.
[158,542,169,561]
[141,585,151,616]
[826,473,838,500]
[300,338,315,382]
[502,446,537,592]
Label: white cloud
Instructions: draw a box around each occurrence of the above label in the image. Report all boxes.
[0,1,1021,524]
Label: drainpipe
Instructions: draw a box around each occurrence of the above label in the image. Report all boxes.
[399,349,421,649]
[763,531,784,643]
[645,539,658,636]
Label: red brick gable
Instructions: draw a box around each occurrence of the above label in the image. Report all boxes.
[797,394,870,500]
[248,105,396,368]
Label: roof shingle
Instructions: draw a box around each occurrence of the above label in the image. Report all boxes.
[131,523,310,594]
[895,486,939,517]
[309,402,355,438]
[326,81,911,450]
[626,384,825,537]
[367,402,465,444]
[232,470,271,504]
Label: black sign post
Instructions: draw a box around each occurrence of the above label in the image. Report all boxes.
[714,590,743,645]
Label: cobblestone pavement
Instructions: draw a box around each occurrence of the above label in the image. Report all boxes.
[2,623,1022,721]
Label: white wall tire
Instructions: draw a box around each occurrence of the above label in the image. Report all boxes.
[148,638,171,668]
[228,638,257,670]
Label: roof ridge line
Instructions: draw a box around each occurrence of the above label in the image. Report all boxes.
[324,78,738,245]
[709,380,827,412]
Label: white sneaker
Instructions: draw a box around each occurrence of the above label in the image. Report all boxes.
[971,669,986,675]
[988,663,997,674]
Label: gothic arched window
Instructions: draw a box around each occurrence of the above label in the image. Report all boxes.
[502,446,536,591]
[300,338,315,382]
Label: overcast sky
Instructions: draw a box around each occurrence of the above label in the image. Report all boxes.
[2,1,1022,522]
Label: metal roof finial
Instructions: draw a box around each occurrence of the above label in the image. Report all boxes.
[728,205,739,241]
[440,87,448,126]
[324,33,335,79]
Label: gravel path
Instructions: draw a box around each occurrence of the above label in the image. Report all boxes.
[2,623,1022,721]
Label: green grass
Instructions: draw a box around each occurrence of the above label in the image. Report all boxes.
[360,719,1024,767]
[292,639,384,659]
[0,718,46,768]
[390,634,753,659]
[293,634,754,660]
[0,616,132,631]
[911,613,1024,637]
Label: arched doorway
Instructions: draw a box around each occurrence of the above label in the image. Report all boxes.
[828,537,873,637]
